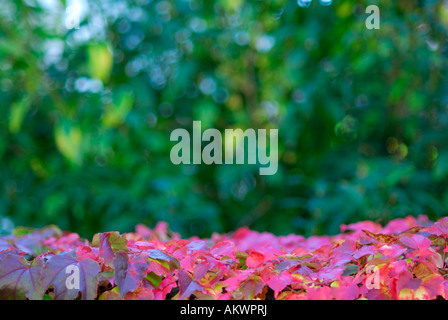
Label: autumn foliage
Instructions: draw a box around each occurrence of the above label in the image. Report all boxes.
[1,216,448,300]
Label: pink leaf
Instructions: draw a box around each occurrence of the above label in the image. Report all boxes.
[113,251,148,298]
[246,251,265,268]
[400,235,431,250]
[177,269,203,300]
[211,240,236,260]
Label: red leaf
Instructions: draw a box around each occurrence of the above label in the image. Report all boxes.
[113,251,148,298]
[97,233,115,267]
[246,251,265,268]
[211,240,236,260]
[425,217,448,237]
[290,248,311,257]
[306,286,332,300]
[124,287,154,300]
[353,245,376,259]
[186,240,209,254]
[378,244,407,259]
[153,275,177,300]
[261,269,292,298]
[331,278,359,300]
[240,277,265,299]
[177,269,203,300]
[222,270,252,291]
[419,275,445,299]
[76,245,99,262]
[400,234,431,250]
[396,271,422,300]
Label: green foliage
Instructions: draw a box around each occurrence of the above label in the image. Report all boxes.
[0,0,448,238]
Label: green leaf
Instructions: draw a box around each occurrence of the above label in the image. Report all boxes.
[92,231,128,253]
[9,95,32,134]
[145,272,162,288]
[147,249,180,270]
[87,44,113,82]
[54,122,83,165]
[102,87,134,128]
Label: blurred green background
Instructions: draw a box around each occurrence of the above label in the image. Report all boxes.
[1,0,448,238]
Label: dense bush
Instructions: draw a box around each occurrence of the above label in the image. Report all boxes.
[1,0,448,238]
[1,216,448,300]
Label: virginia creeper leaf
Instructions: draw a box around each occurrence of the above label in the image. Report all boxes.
[92,231,128,253]
[113,250,148,298]
[40,252,100,300]
[0,251,44,300]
